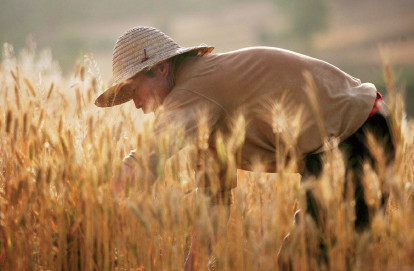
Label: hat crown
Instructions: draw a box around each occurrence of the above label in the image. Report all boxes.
[112,26,180,85]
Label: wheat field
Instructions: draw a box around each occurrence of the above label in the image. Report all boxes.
[0,44,413,271]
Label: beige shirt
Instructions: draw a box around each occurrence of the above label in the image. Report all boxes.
[125,47,377,186]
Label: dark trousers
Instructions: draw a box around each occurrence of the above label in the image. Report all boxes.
[302,113,395,230]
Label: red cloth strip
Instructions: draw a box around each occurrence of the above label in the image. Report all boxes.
[369,92,383,117]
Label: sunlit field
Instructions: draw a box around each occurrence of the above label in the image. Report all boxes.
[0,44,413,271]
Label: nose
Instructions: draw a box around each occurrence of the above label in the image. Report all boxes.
[132,97,142,109]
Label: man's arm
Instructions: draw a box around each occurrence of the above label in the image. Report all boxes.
[118,89,225,192]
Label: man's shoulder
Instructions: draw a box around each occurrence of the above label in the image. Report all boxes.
[219,46,286,54]
[181,46,295,65]
[217,46,310,59]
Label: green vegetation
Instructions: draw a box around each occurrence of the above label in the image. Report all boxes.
[272,0,330,47]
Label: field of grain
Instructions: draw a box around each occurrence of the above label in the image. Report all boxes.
[0,44,413,271]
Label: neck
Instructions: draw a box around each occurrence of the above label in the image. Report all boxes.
[165,63,176,94]
[166,52,192,93]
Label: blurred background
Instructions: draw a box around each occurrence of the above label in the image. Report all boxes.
[1,0,414,116]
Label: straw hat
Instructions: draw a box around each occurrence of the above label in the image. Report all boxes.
[95,26,214,107]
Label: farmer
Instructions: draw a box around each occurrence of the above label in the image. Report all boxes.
[95,26,394,267]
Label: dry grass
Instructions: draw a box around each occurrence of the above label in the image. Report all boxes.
[0,44,413,271]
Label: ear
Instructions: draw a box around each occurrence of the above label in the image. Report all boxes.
[157,61,170,78]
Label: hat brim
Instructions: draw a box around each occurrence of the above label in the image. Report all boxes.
[94,45,214,108]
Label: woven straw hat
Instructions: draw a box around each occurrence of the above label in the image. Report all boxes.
[95,26,214,107]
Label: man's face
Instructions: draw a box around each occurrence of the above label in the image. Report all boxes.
[123,62,170,114]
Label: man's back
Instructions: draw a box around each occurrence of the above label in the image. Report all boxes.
[159,47,377,171]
